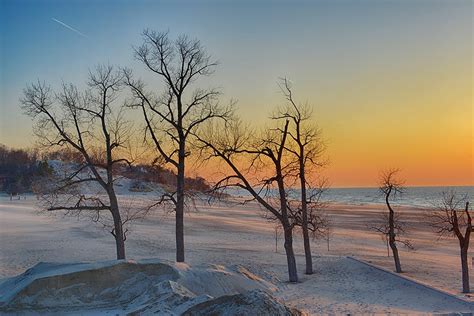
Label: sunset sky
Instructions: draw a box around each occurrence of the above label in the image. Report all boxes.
[0,0,472,187]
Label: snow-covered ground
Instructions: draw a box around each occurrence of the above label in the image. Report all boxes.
[0,194,473,314]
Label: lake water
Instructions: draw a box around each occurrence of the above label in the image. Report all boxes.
[323,186,473,208]
[228,186,473,209]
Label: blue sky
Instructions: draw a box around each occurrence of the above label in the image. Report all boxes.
[0,0,472,186]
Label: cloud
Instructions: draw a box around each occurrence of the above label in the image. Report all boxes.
[51,18,88,38]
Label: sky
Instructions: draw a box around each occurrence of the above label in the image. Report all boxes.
[0,0,472,187]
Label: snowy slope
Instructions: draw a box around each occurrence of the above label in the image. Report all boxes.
[46,160,165,196]
[0,259,294,315]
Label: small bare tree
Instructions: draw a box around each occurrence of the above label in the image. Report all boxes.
[369,211,413,258]
[288,184,330,256]
[427,191,471,293]
[378,169,406,273]
[274,224,282,253]
[324,219,333,252]
[306,189,331,248]
[196,119,299,282]
[273,78,327,275]
[21,65,132,260]
[123,30,232,262]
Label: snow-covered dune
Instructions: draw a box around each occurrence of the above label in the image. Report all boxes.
[45,160,164,196]
[0,259,296,315]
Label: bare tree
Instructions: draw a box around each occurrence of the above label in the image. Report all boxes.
[369,211,413,258]
[305,189,331,247]
[274,224,282,253]
[123,30,232,262]
[20,65,132,260]
[427,191,471,293]
[324,219,333,252]
[273,78,327,275]
[378,168,406,273]
[195,119,299,282]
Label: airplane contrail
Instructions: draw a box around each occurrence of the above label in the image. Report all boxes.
[51,18,87,38]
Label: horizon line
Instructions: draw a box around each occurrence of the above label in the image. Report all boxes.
[329,184,474,189]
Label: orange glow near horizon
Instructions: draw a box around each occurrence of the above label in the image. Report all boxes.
[191,55,473,188]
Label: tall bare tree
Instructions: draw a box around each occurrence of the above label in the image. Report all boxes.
[123,30,232,262]
[195,119,299,282]
[21,65,132,260]
[428,191,471,293]
[273,78,327,275]
[378,168,405,273]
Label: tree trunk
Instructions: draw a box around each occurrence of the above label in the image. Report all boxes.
[283,226,298,283]
[386,195,401,273]
[460,245,470,293]
[389,213,401,272]
[302,225,312,274]
[299,154,313,275]
[389,238,401,273]
[275,227,278,253]
[301,186,313,274]
[106,181,125,260]
[175,146,186,262]
[110,196,125,260]
[113,216,126,260]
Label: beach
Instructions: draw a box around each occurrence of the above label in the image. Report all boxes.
[0,194,472,314]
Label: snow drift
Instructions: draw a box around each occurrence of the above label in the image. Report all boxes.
[0,259,300,315]
[182,289,304,316]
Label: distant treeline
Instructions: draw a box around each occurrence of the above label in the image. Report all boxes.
[0,145,51,195]
[120,165,209,193]
[0,144,210,194]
